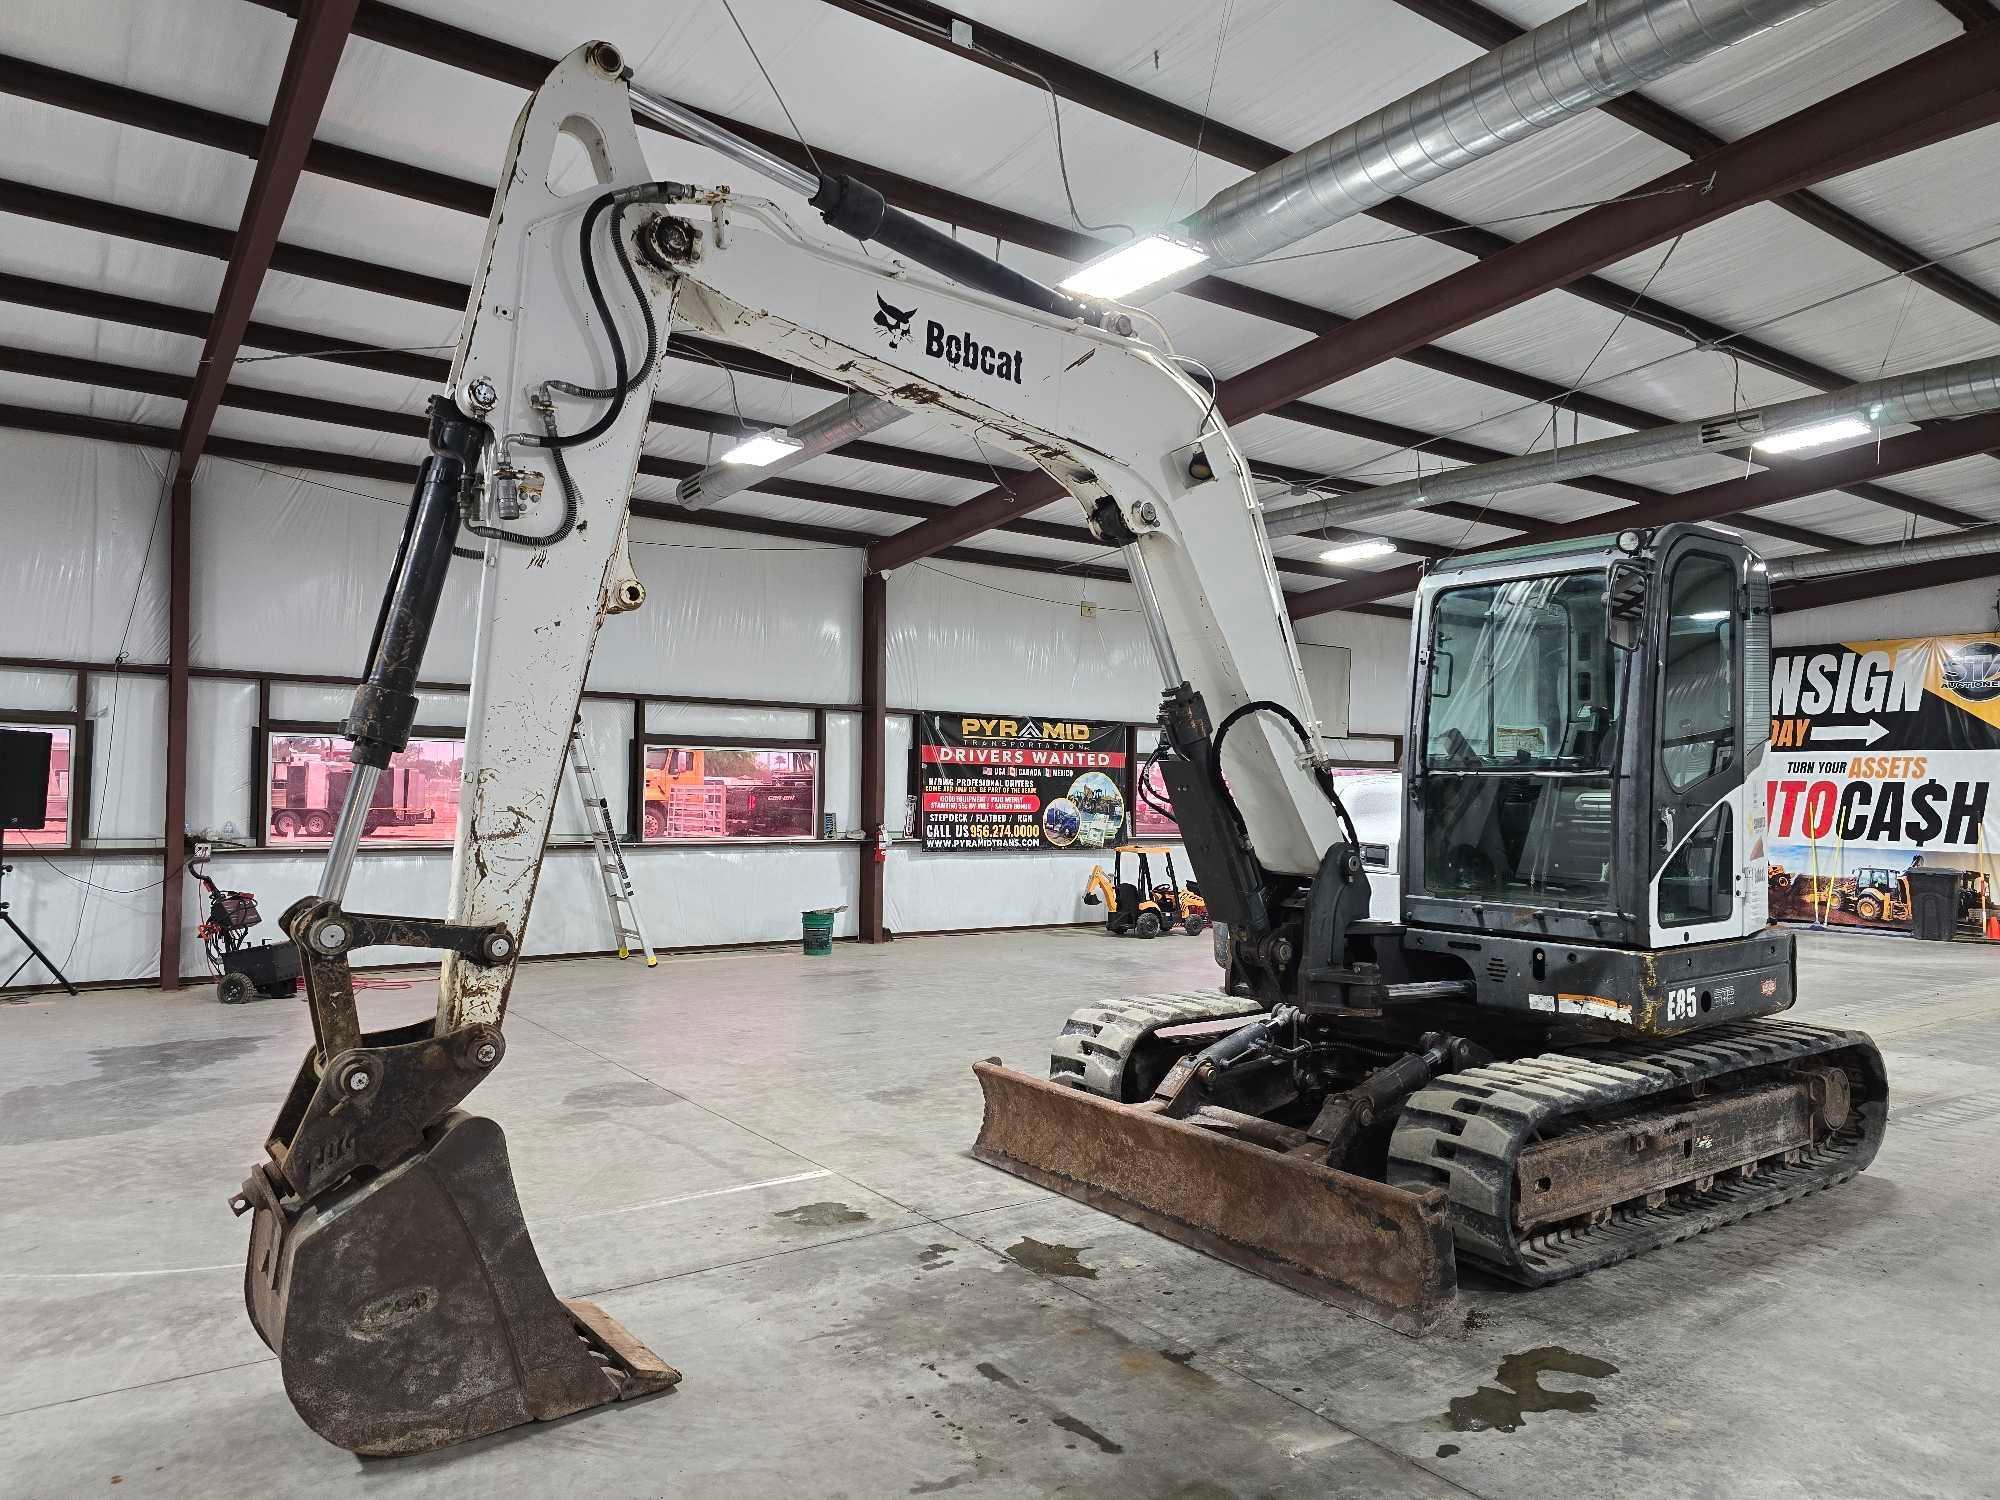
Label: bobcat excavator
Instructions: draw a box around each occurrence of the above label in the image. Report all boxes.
[232,42,1886,1456]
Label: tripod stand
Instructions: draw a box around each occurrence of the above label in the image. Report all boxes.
[0,828,79,995]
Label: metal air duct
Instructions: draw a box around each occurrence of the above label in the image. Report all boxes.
[1768,523,2000,584]
[1186,0,1831,271]
[1264,355,2000,538]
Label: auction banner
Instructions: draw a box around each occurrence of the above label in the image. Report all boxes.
[917,712,1127,851]
[1767,633,2000,926]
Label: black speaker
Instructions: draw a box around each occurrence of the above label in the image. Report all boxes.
[0,728,53,831]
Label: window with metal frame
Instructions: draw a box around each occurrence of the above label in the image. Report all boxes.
[636,741,821,842]
[263,730,463,846]
[1,721,77,849]
[1660,554,1738,792]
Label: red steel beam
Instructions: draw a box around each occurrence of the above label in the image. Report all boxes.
[1215,31,2000,426]
[858,572,888,943]
[159,470,193,989]
[1388,0,2000,330]
[159,0,356,992]
[868,30,2000,572]
[1285,411,2000,619]
[0,30,1893,545]
[172,0,357,477]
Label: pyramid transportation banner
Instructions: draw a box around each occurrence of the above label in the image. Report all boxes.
[916,713,1127,851]
[1767,633,2000,929]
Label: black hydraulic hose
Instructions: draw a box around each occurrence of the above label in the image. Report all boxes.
[547,201,658,404]
[1135,740,1177,821]
[1210,700,1360,851]
[465,421,581,550]
[530,192,629,450]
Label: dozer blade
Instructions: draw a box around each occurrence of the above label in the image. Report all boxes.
[973,1062,1457,1335]
[240,1111,678,1457]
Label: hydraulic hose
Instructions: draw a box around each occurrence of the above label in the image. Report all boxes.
[1210,700,1360,852]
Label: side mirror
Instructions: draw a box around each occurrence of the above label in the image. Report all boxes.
[1607,559,1650,652]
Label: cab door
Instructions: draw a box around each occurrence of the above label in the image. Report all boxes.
[1648,540,1754,945]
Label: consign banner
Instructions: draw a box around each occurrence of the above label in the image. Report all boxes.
[917,712,1126,851]
[1766,633,2000,925]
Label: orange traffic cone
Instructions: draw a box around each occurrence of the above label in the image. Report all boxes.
[1986,911,2000,942]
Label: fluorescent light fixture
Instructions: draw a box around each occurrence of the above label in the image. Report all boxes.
[1753,416,1871,455]
[719,431,803,467]
[1320,538,1396,565]
[1059,233,1209,300]
[1689,609,1730,622]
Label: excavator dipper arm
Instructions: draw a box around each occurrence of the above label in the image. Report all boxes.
[236,44,687,1456]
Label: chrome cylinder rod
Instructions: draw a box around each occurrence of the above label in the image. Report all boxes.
[315,763,381,904]
[626,81,819,199]
[1123,542,1186,686]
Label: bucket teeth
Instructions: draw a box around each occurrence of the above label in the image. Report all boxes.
[243,1112,677,1456]
[972,1061,1458,1336]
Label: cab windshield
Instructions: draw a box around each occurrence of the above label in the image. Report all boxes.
[1424,572,1621,773]
[1420,571,1625,909]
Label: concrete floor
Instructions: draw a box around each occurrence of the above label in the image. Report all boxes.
[2,927,1996,1498]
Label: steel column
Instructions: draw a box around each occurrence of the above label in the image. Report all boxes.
[153,0,355,990]
[157,472,194,990]
[859,572,888,943]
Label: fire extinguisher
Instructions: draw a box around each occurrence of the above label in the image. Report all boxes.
[873,828,889,864]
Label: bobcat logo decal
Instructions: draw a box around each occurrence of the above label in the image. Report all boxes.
[873,293,917,349]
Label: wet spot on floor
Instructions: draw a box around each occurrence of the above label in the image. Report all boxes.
[910,1457,998,1494]
[3,1036,265,1143]
[563,1080,680,1110]
[916,1243,956,1271]
[1051,1413,1122,1454]
[1445,1346,1619,1433]
[1436,1443,1460,1458]
[772,1201,871,1229]
[974,1361,1021,1388]
[1003,1237,1097,1279]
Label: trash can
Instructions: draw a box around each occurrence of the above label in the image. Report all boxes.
[1904,867,1961,942]
[801,908,837,956]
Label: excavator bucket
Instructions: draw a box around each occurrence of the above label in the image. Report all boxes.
[238,1112,677,1457]
[972,1062,1457,1335]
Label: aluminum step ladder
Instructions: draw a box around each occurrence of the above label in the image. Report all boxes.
[567,725,657,966]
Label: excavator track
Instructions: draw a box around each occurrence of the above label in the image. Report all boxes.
[1050,991,1263,1099]
[1386,1018,1888,1287]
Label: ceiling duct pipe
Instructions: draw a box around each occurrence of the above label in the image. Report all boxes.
[677,392,906,509]
[1768,523,2000,584]
[1066,0,1832,295]
[1264,355,2000,538]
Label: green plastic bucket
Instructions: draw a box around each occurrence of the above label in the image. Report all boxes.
[801,908,836,956]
